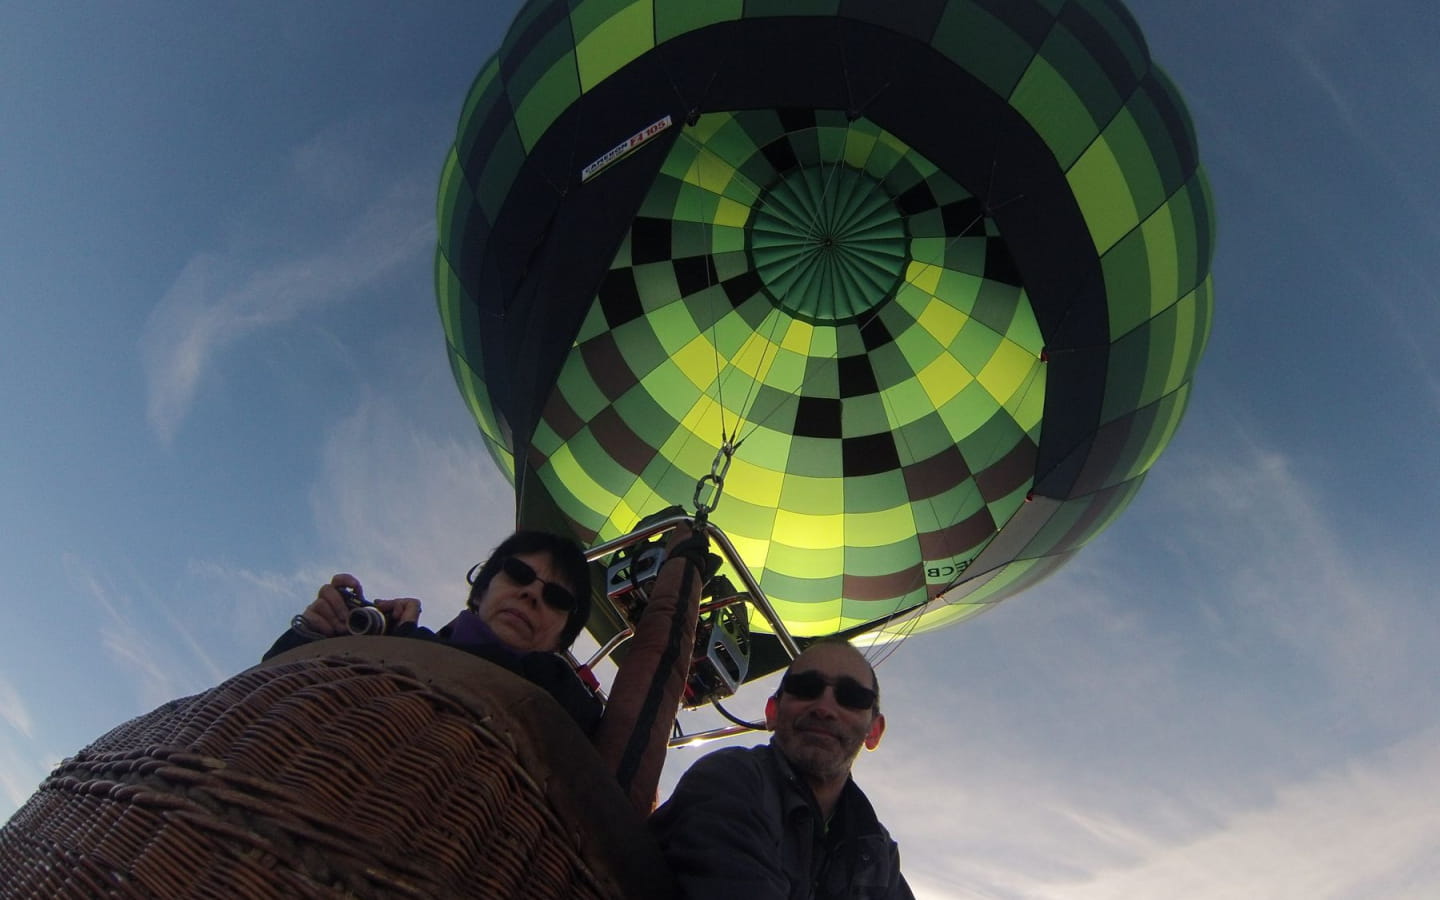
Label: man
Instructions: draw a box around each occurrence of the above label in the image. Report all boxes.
[651,638,913,899]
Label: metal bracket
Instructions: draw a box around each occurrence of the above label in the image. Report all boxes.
[578,515,800,748]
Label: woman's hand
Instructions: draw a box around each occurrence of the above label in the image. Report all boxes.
[373,597,422,627]
[300,574,363,636]
[301,574,423,635]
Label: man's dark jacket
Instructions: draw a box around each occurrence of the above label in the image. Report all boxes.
[650,742,913,900]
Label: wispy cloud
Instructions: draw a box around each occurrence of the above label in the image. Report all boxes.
[1282,4,1440,245]
[0,677,34,739]
[1058,728,1440,900]
[63,556,228,709]
[186,390,518,651]
[1279,6,1440,419]
[140,154,433,444]
[0,736,50,814]
[303,393,517,620]
[841,415,1440,899]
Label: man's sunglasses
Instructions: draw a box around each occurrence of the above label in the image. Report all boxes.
[779,670,877,711]
[500,557,577,614]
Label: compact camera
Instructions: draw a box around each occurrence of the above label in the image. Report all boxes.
[338,586,392,635]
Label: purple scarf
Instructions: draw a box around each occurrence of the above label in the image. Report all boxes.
[440,609,524,664]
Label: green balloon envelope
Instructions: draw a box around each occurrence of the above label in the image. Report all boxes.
[436,0,1215,653]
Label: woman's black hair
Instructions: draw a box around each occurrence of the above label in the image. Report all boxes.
[466,530,593,650]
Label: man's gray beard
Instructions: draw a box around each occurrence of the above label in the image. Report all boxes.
[779,729,863,781]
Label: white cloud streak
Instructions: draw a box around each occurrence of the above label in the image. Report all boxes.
[302,393,518,622]
[841,415,1440,899]
[185,390,517,653]
[0,736,50,814]
[1058,728,1440,900]
[140,170,432,445]
[63,556,228,710]
[1279,5,1440,420]
[0,677,33,740]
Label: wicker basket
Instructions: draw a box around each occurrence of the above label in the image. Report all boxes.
[0,637,674,899]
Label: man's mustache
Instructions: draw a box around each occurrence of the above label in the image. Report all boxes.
[794,715,846,740]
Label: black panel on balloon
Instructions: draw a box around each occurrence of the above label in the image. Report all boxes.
[984,240,1023,286]
[673,255,720,297]
[897,181,939,215]
[598,268,644,329]
[838,355,880,398]
[842,431,902,477]
[630,217,672,265]
[941,198,987,237]
[860,317,896,351]
[761,139,799,175]
[794,396,843,439]
[721,270,764,308]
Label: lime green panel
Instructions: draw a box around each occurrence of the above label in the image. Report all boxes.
[1104,108,1167,222]
[576,1,655,91]
[910,480,986,533]
[1101,319,1149,422]
[536,455,614,536]
[1127,385,1191,481]
[513,52,581,151]
[931,3,1033,98]
[844,535,918,575]
[1012,56,1099,170]
[776,472,845,520]
[1138,307,1178,409]
[557,356,611,420]
[566,425,642,494]
[841,471,911,515]
[1163,290,1199,395]
[1068,133,1140,254]
[570,0,635,40]
[1187,277,1216,373]
[1039,21,1123,126]
[1140,201,1180,321]
[1102,227,1151,339]
[654,0,743,42]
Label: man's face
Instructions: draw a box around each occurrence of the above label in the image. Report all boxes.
[475,550,571,652]
[766,643,885,782]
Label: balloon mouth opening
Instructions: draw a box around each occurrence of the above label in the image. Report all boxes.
[748,164,907,325]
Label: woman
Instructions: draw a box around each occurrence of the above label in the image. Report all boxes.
[265,522,711,811]
[263,530,603,732]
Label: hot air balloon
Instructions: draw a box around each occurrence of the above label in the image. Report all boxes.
[436,0,1214,684]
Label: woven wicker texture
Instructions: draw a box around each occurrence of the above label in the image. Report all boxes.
[0,637,673,899]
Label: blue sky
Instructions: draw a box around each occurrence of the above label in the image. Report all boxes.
[3,2,1438,897]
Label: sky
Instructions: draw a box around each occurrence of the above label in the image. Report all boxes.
[2,1,1438,897]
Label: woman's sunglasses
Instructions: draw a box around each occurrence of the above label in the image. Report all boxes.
[500,557,577,613]
[779,670,878,711]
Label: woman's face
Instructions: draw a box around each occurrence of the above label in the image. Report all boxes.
[475,550,572,652]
